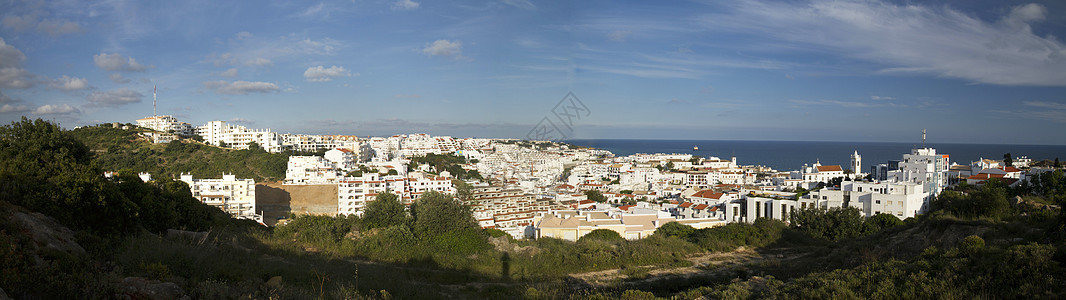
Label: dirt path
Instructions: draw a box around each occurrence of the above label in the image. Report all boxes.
[567,246,809,288]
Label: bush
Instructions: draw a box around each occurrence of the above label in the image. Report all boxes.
[654,221,696,239]
[361,192,407,230]
[578,229,624,243]
[958,235,984,255]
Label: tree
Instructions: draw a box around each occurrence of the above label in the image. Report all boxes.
[1055,158,1060,168]
[247,141,264,153]
[362,192,407,230]
[689,155,702,165]
[452,179,474,202]
[1004,153,1013,167]
[585,190,606,203]
[411,191,484,253]
[665,161,675,171]
[864,213,903,233]
[386,169,398,176]
[620,190,634,194]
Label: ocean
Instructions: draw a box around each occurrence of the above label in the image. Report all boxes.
[564,139,1066,172]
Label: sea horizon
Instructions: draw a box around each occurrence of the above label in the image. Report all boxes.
[565,139,1066,173]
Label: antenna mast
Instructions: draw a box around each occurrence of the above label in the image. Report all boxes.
[922,129,926,148]
[153,85,157,117]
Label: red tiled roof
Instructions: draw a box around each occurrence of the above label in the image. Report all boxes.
[817,165,843,172]
[693,204,708,210]
[619,205,634,211]
[968,173,1005,180]
[679,202,693,208]
[692,190,724,199]
[1002,167,1022,173]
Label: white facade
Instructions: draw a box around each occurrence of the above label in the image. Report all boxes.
[180,173,261,222]
[136,115,195,137]
[197,121,284,152]
[336,173,454,216]
[887,148,949,202]
[285,156,341,184]
[324,148,357,171]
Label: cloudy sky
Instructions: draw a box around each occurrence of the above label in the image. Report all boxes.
[1,0,1065,144]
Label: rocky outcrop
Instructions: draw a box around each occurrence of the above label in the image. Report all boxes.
[1,202,86,265]
[117,277,189,300]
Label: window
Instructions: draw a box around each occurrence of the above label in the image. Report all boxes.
[875,200,881,204]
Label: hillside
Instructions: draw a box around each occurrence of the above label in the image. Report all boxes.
[2,118,1065,299]
[69,124,288,182]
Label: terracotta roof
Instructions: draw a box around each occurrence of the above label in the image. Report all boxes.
[1002,167,1022,173]
[693,204,709,210]
[816,165,843,172]
[968,173,1005,180]
[679,202,693,208]
[692,190,724,199]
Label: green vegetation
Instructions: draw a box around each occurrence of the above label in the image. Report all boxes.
[69,124,289,182]
[585,190,606,203]
[409,153,483,181]
[3,118,1065,298]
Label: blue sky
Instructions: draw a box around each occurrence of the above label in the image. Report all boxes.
[1,0,1065,145]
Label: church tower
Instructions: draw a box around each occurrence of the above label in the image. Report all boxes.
[851,150,862,175]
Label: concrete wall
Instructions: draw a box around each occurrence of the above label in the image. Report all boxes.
[256,182,338,225]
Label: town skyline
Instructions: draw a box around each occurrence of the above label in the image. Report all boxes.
[2,0,1066,145]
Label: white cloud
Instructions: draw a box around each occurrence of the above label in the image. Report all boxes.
[1024,101,1066,111]
[0,67,34,89]
[870,96,895,100]
[394,94,422,99]
[0,37,34,89]
[501,0,535,10]
[1,15,35,31]
[235,31,253,40]
[229,118,255,125]
[36,19,81,36]
[702,1,1066,86]
[2,15,81,36]
[304,65,353,82]
[87,88,143,107]
[50,75,90,91]
[32,104,80,115]
[109,73,131,84]
[392,0,420,10]
[298,3,326,17]
[204,80,280,95]
[245,58,274,67]
[423,39,464,58]
[608,30,631,42]
[218,68,239,77]
[93,53,153,72]
[0,104,31,113]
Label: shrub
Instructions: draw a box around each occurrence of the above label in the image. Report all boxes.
[654,221,695,239]
[958,235,984,255]
[578,229,624,243]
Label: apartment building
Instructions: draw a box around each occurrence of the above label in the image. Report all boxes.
[180,174,261,222]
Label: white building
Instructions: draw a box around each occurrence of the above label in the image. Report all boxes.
[803,180,927,219]
[197,121,284,152]
[337,174,408,216]
[136,115,195,137]
[886,148,949,202]
[180,173,261,222]
[324,148,357,171]
[285,156,341,184]
[336,172,454,216]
